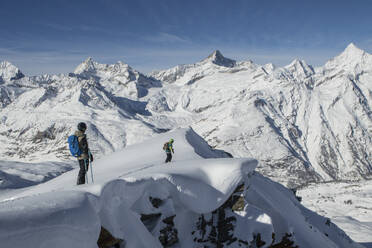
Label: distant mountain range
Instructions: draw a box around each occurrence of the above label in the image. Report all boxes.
[0,43,371,187]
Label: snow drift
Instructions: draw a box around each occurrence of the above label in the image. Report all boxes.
[0,128,362,248]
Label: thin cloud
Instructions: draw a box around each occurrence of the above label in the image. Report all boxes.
[144,32,191,44]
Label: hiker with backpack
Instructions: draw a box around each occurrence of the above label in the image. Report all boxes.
[68,122,94,185]
[163,138,174,163]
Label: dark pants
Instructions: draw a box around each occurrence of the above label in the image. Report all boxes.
[165,152,172,163]
[77,159,89,185]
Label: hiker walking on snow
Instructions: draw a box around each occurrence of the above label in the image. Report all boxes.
[163,138,174,163]
[74,122,93,185]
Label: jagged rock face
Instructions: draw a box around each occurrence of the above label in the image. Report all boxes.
[72,58,161,98]
[204,50,236,67]
[0,61,25,82]
[138,182,287,248]
[97,226,123,248]
[0,44,371,187]
[150,50,239,85]
[136,176,353,248]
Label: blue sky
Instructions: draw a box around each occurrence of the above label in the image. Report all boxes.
[1,0,372,75]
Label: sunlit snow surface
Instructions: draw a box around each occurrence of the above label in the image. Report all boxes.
[0,128,364,248]
[298,181,372,243]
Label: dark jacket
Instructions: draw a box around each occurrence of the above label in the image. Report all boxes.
[165,142,174,154]
[75,130,89,160]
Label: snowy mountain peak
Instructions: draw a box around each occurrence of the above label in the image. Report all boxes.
[286,59,310,70]
[73,57,98,74]
[325,43,371,70]
[0,61,25,82]
[74,57,133,74]
[342,43,365,56]
[72,58,138,82]
[284,59,314,78]
[203,50,236,67]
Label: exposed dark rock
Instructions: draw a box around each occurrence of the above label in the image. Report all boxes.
[97,226,124,248]
[231,196,245,211]
[344,199,353,205]
[251,233,266,247]
[159,215,178,247]
[325,218,331,226]
[270,233,298,248]
[141,213,162,233]
[191,183,300,248]
[10,71,25,81]
[290,188,302,202]
[186,75,204,85]
[205,50,237,68]
[193,184,244,247]
[149,196,163,208]
[139,184,300,248]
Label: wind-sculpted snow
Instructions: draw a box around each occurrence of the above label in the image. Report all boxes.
[0,43,371,189]
[0,128,252,247]
[0,191,101,248]
[0,128,362,248]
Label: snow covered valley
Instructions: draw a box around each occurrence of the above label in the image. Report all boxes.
[298,181,372,246]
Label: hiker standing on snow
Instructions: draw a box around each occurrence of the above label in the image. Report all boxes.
[164,138,175,163]
[75,122,93,185]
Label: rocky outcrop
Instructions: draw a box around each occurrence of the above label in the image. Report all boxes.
[0,61,25,82]
[158,216,178,247]
[203,50,237,68]
[97,226,124,248]
[138,183,301,248]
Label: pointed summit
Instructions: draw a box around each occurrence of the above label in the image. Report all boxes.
[333,43,367,62]
[285,59,314,78]
[203,50,236,67]
[0,61,25,82]
[325,42,371,69]
[340,43,365,57]
[74,57,98,74]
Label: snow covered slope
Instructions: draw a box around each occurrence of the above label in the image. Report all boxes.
[298,180,372,243]
[0,59,161,162]
[0,43,371,188]
[0,128,362,248]
[147,43,372,187]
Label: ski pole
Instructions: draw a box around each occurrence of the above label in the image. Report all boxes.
[89,151,94,183]
[84,159,88,184]
[90,160,94,183]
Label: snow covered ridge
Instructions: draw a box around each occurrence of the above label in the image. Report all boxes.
[0,43,371,188]
[0,128,362,248]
